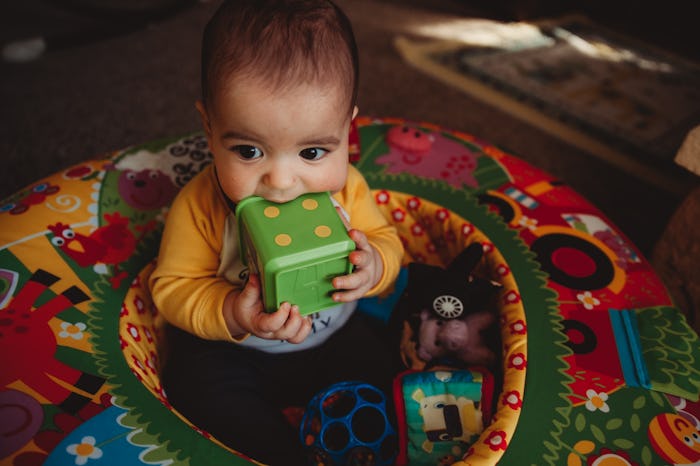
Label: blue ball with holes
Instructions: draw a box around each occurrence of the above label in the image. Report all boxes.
[300,381,397,466]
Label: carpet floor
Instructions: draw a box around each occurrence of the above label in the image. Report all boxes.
[1,0,697,255]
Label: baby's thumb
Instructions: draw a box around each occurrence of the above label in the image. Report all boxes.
[239,274,261,305]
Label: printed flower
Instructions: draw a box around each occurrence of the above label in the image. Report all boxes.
[154,384,171,408]
[119,335,128,350]
[59,321,87,340]
[426,242,437,254]
[146,351,158,374]
[66,436,103,465]
[461,223,473,237]
[133,296,145,314]
[504,290,521,305]
[131,355,146,373]
[518,215,538,230]
[485,430,508,451]
[496,264,510,276]
[585,389,610,413]
[502,390,522,410]
[577,291,600,310]
[435,208,450,221]
[392,208,406,222]
[193,424,212,439]
[410,223,425,236]
[375,190,390,205]
[509,319,527,335]
[508,353,527,370]
[407,197,421,210]
[126,323,141,341]
[131,368,143,382]
[120,303,129,317]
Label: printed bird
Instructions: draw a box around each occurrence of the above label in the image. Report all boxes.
[47,212,151,287]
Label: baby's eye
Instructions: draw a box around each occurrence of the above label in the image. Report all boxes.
[232,145,263,160]
[299,147,327,161]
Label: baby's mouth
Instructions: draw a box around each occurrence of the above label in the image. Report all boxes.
[258,193,301,204]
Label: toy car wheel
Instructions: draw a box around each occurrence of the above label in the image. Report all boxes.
[433,295,463,318]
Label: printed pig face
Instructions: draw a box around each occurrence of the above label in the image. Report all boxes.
[118,169,178,210]
[386,125,434,162]
[376,126,480,189]
[417,309,470,361]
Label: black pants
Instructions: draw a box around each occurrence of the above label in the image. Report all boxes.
[162,312,397,465]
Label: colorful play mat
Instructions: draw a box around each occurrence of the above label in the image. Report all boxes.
[1,116,699,466]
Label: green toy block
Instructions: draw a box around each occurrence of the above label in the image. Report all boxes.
[236,192,355,315]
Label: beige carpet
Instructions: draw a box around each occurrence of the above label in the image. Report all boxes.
[393,15,700,196]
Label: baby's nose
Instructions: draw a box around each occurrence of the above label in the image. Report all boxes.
[264,164,295,190]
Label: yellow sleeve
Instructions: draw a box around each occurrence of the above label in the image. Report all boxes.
[148,166,237,341]
[334,165,403,296]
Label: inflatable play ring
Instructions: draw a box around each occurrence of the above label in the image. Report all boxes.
[2,116,699,466]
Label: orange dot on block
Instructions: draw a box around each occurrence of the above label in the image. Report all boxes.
[315,225,331,238]
[264,206,280,218]
[275,234,292,246]
[302,199,318,210]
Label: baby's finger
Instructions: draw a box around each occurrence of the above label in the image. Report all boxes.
[286,315,312,344]
[277,305,304,338]
[332,268,364,291]
[348,229,370,250]
[256,301,292,333]
[238,274,262,307]
[332,288,365,303]
[348,249,369,268]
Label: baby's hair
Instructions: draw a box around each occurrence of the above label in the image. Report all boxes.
[201,0,358,114]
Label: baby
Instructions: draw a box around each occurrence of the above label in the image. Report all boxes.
[148,0,403,463]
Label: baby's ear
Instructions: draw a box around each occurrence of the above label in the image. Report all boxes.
[195,100,212,138]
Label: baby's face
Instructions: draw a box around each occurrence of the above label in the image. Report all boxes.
[199,78,355,204]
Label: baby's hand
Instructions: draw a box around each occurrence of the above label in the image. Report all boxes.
[331,228,383,303]
[224,274,312,343]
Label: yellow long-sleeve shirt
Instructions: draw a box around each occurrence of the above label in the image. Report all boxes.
[149,163,403,345]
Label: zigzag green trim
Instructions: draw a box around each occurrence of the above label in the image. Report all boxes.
[89,234,247,465]
[87,139,253,465]
[83,130,577,464]
[637,306,700,401]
